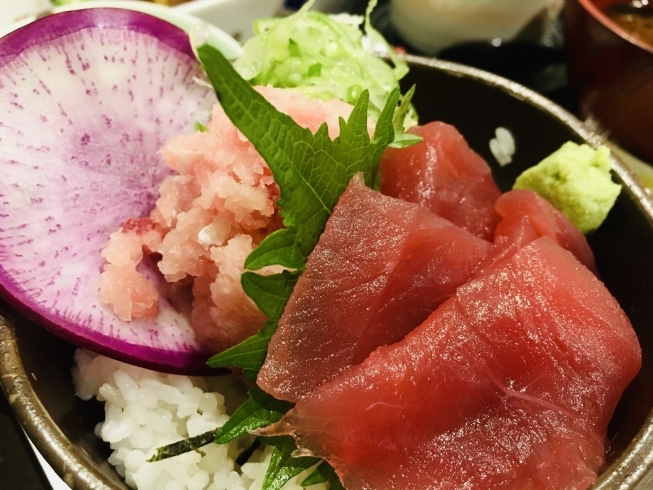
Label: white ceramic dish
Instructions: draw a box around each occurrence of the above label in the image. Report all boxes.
[0,0,283,43]
[176,0,284,41]
[0,0,51,30]
[390,0,563,54]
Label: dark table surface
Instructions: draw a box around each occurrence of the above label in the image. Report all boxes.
[0,2,573,489]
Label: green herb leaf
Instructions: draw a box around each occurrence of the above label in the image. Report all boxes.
[263,436,321,490]
[389,84,421,149]
[258,435,291,448]
[241,271,300,320]
[326,469,345,490]
[194,121,209,132]
[206,320,277,379]
[301,461,344,489]
[370,89,400,164]
[214,388,293,444]
[390,133,424,149]
[207,270,298,377]
[147,429,217,462]
[301,461,328,486]
[392,85,416,133]
[244,229,303,271]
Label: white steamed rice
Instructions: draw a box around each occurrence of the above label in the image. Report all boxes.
[489,127,516,167]
[72,350,327,490]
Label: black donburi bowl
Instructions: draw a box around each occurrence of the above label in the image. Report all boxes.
[2,54,653,489]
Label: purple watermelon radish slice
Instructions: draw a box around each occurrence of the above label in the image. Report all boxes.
[0,9,221,373]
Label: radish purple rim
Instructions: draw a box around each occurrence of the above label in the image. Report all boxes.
[0,7,196,64]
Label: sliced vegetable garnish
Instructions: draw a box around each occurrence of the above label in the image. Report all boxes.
[234,0,414,125]
[0,8,219,373]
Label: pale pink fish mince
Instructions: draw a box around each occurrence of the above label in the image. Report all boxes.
[99,86,360,353]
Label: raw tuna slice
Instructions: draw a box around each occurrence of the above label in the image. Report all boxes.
[257,175,491,402]
[270,238,641,490]
[379,121,502,240]
[476,189,597,275]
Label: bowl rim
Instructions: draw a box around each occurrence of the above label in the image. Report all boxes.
[2,51,653,489]
[578,0,653,55]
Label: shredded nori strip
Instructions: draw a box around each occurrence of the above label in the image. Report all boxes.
[147,429,217,462]
[235,438,262,466]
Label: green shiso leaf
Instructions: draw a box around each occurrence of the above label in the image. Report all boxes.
[198,43,399,376]
[390,133,424,150]
[301,462,328,486]
[301,460,345,489]
[207,271,296,379]
[392,84,416,132]
[214,388,293,444]
[263,436,321,490]
[206,320,276,379]
[371,89,401,161]
[245,228,303,271]
[258,435,291,448]
[198,43,397,264]
[241,271,300,320]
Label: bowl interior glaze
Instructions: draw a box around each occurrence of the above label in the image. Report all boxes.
[2,55,653,489]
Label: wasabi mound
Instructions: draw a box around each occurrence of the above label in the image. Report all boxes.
[514,143,621,233]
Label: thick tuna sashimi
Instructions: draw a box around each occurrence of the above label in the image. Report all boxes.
[476,189,597,275]
[257,175,491,402]
[270,238,641,490]
[379,121,502,240]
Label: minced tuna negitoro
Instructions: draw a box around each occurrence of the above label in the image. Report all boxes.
[98,86,365,353]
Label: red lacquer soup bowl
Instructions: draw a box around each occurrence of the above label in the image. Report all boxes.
[565,0,653,163]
